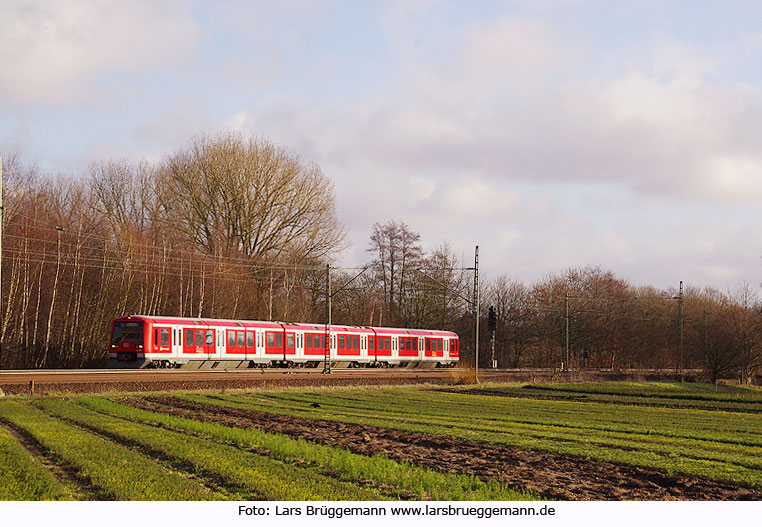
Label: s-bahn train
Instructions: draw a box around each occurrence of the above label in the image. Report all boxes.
[109,315,460,369]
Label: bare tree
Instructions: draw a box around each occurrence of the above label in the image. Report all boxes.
[368,220,423,326]
[156,132,345,262]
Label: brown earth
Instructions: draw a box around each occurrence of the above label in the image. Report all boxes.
[125,395,762,501]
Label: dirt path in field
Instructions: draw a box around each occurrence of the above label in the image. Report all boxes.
[125,396,762,501]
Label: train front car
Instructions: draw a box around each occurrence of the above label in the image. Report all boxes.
[109,316,150,368]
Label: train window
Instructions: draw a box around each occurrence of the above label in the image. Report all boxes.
[228,331,235,347]
[369,337,374,350]
[237,332,244,347]
[306,334,312,348]
[160,329,170,346]
[316,334,323,349]
[438,340,442,351]
[206,330,214,346]
[246,332,254,347]
[196,330,204,347]
[112,321,143,345]
[185,329,193,346]
[275,333,282,347]
[287,334,294,348]
[338,335,345,349]
[267,332,274,347]
[352,335,358,349]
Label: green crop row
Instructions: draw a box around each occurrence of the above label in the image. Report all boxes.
[37,398,391,501]
[175,387,762,489]
[459,384,762,414]
[0,425,71,501]
[524,381,762,403]
[195,389,762,448]
[80,397,536,501]
[0,401,217,500]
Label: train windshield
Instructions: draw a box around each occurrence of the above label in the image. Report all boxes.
[112,321,144,345]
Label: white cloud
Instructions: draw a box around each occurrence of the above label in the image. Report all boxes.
[0,0,200,104]
[440,178,518,217]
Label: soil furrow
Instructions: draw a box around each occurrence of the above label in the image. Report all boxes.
[128,395,762,501]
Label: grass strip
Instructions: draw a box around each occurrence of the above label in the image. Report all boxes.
[81,397,536,501]
[38,399,388,501]
[467,385,762,414]
[0,400,217,500]
[0,425,72,500]
[525,382,762,404]
[180,388,762,490]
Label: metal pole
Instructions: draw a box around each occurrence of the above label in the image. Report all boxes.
[473,245,479,383]
[490,331,496,368]
[0,157,3,369]
[703,310,709,377]
[323,264,331,374]
[678,280,684,381]
[565,293,569,371]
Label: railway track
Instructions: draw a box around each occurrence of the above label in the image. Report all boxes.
[0,367,700,395]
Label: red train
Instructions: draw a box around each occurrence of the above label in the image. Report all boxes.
[109,315,460,369]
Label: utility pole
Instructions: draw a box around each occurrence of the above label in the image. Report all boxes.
[678,280,684,382]
[488,306,497,368]
[564,293,570,371]
[323,264,331,374]
[0,157,3,369]
[703,310,709,375]
[473,245,479,383]
[322,264,368,374]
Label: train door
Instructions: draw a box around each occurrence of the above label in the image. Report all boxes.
[449,338,459,360]
[295,332,304,361]
[217,329,225,357]
[285,332,295,360]
[173,327,183,358]
[182,328,197,356]
[243,330,254,360]
[152,326,172,356]
[198,329,214,359]
[256,330,265,357]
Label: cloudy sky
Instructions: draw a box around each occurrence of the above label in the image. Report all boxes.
[3,0,762,291]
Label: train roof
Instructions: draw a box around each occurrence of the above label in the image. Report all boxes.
[114,314,458,337]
